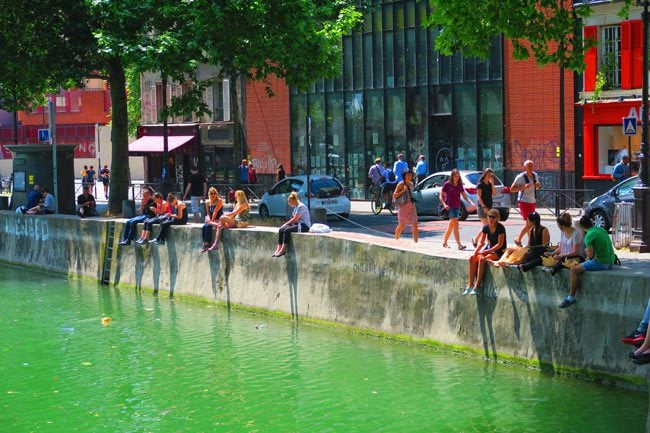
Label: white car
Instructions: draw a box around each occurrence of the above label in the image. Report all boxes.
[258,175,351,219]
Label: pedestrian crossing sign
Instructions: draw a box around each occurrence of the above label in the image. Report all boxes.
[623,117,637,136]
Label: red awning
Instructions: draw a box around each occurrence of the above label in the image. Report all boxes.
[128,135,195,153]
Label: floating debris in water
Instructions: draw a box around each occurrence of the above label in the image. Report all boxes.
[101,317,112,326]
[61,327,74,333]
[81,361,92,366]
[255,324,268,330]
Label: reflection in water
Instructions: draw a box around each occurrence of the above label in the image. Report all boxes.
[0,266,646,432]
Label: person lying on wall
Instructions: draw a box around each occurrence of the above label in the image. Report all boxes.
[272,191,311,257]
[76,186,99,218]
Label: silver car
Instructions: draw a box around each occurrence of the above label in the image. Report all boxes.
[259,175,351,219]
[412,170,511,221]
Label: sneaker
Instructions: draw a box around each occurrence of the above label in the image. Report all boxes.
[469,288,477,296]
[135,239,145,245]
[541,267,552,273]
[558,298,576,309]
[621,330,646,346]
[149,239,164,245]
[462,287,472,296]
[118,240,131,246]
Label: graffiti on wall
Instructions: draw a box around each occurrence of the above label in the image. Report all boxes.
[506,139,574,172]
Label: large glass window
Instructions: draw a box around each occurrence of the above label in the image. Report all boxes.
[345,92,364,198]
[353,32,363,90]
[384,32,395,88]
[373,33,384,88]
[365,90,385,163]
[326,93,345,178]
[211,80,224,121]
[291,94,307,174]
[406,87,428,162]
[364,33,373,88]
[343,36,353,90]
[597,125,640,175]
[308,94,326,175]
[454,84,477,170]
[405,28,416,86]
[386,88,406,158]
[479,82,504,173]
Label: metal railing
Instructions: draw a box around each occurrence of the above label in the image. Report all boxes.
[612,202,634,249]
[535,188,595,217]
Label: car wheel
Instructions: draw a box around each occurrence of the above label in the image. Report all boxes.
[259,204,270,219]
[459,204,469,221]
[338,212,350,220]
[590,209,609,230]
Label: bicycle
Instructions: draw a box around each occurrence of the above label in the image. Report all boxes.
[369,184,396,215]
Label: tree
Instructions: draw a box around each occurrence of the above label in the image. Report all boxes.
[0,0,93,143]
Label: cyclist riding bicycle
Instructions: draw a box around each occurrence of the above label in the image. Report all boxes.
[380,163,397,206]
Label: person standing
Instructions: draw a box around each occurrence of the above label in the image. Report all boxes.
[472,168,497,247]
[611,155,630,183]
[441,169,474,250]
[393,170,418,243]
[276,164,286,183]
[99,165,110,199]
[510,160,541,246]
[558,215,616,309]
[368,157,383,188]
[85,165,97,193]
[183,165,207,223]
[415,155,428,184]
[393,153,409,183]
[238,159,249,184]
[247,163,258,184]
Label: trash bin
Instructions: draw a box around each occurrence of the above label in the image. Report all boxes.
[612,202,634,249]
[122,200,135,218]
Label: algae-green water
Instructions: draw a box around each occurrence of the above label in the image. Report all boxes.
[0,265,646,433]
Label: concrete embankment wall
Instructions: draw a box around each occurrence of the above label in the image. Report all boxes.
[1,212,649,386]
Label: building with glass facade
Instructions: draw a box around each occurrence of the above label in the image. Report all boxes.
[290,0,504,198]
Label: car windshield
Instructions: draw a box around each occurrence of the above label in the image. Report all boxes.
[310,178,341,198]
[617,176,639,196]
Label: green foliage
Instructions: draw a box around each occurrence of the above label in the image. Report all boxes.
[592,70,608,102]
[125,67,141,137]
[427,0,633,72]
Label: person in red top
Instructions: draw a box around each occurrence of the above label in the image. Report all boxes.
[247,163,257,184]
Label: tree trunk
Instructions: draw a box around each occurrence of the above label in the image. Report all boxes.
[231,72,245,188]
[107,56,131,215]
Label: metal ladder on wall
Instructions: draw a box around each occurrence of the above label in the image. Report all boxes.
[101,222,116,285]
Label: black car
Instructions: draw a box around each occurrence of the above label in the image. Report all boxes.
[584,176,638,230]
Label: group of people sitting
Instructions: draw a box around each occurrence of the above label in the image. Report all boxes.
[17,185,55,215]
[464,209,616,308]
[118,187,251,250]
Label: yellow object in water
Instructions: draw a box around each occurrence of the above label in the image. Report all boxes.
[101,317,112,326]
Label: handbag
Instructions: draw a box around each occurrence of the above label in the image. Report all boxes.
[437,203,448,217]
[394,183,411,206]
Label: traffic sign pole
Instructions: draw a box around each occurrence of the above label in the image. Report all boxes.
[47,100,58,214]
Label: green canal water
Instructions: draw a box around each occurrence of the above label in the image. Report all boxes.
[0,266,646,433]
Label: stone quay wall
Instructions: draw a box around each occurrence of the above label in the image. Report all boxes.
[1,212,649,386]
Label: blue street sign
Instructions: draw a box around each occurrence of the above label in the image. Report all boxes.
[623,117,637,136]
[38,129,50,142]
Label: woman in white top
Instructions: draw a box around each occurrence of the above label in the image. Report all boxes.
[545,212,585,275]
[273,191,311,257]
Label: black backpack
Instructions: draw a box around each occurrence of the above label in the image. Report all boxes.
[388,170,396,182]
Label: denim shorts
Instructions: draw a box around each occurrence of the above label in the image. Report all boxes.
[582,258,613,271]
[448,207,460,219]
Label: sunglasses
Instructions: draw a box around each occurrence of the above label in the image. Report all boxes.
[488,215,497,219]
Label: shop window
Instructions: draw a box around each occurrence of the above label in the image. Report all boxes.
[600,25,621,89]
[597,125,640,175]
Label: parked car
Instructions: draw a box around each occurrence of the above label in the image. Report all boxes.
[258,175,351,219]
[412,170,511,221]
[584,175,638,230]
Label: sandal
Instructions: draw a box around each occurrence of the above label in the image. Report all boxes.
[472,239,477,248]
[514,239,523,247]
[458,245,467,251]
[442,243,450,249]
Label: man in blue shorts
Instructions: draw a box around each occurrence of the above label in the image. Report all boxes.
[559,215,616,308]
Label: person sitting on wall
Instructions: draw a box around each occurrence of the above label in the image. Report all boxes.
[516,212,551,272]
[25,188,55,215]
[622,298,650,353]
[17,184,41,214]
[200,187,224,252]
[465,208,506,296]
[136,192,171,244]
[119,187,156,246]
[207,190,249,251]
[543,212,585,276]
[558,215,616,309]
[611,155,630,183]
[272,191,311,257]
[76,186,99,218]
[149,194,187,245]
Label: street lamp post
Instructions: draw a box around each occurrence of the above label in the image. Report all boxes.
[631,0,650,253]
